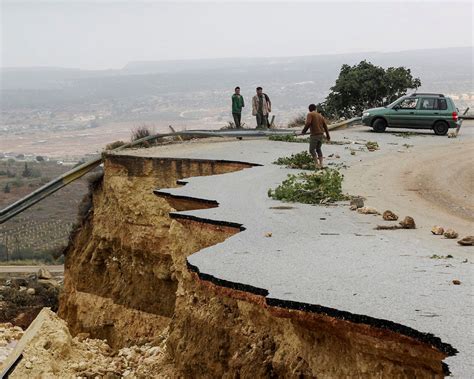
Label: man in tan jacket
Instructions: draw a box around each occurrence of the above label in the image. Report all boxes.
[301,104,330,169]
[252,87,271,128]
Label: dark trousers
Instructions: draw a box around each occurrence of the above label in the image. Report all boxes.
[256,112,268,129]
[232,112,242,128]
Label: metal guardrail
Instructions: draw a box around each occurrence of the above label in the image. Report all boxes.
[0,157,102,224]
[327,117,362,130]
[3,124,359,225]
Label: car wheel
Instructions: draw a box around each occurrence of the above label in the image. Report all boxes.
[433,121,449,136]
[372,118,387,133]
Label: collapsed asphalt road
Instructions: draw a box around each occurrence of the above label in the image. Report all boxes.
[118,122,473,377]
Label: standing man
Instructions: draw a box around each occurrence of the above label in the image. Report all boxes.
[302,104,330,169]
[252,87,271,128]
[231,87,245,128]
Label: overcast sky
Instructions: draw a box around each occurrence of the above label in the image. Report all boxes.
[1,1,472,70]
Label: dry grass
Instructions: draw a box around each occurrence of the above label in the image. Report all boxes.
[288,114,306,128]
[105,140,126,150]
[131,125,155,148]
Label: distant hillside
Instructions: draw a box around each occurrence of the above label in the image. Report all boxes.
[1,47,472,115]
[122,47,472,77]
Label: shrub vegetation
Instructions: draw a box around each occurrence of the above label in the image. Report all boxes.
[273,151,314,170]
[268,169,348,204]
[268,135,309,143]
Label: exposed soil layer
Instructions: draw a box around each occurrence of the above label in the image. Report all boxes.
[59,155,251,347]
[169,272,447,378]
[59,153,449,378]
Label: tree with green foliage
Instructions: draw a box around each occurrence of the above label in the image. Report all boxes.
[317,61,421,119]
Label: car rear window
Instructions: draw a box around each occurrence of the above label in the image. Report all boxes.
[437,98,448,110]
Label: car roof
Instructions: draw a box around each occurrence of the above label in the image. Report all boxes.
[409,93,445,97]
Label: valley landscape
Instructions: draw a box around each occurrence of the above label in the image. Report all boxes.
[0,41,473,378]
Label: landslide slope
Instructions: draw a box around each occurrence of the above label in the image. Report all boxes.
[58,150,453,378]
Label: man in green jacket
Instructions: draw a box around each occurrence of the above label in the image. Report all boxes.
[231,87,245,128]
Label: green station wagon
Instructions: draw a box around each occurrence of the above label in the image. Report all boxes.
[361,93,460,135]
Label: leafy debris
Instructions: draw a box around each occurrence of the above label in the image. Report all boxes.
[268,169,348,204]
[273,151,314,170]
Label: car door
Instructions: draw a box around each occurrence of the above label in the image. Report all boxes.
[436,98,451,125]
[416,97,437,128]
[390,97,419,127]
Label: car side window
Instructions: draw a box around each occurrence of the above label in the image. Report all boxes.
[398,98,418,109]
[437,98,448,110]
[420,98,436,110]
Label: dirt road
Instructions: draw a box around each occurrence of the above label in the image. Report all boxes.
[0,265,63,274]
[343,124,473,245]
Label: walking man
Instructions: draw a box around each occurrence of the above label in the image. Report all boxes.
[302,104,330,169]
[231,87,245,128]
[252,87,271,128]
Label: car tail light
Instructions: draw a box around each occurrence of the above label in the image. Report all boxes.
[452,111,458,121]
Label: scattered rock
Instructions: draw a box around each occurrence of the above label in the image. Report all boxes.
[452,280,461,285]
[365,141,379,151]
[147,346,161,357]
[7,309,173,378]
[76,333,90,342]
[457,236,474,246]
[349,204,358,211]
[357,206,378,215]
[399,216,416,229]
[382,210,398,221]
[37,278,59,287]
[265,232,272,238]
[444,229,458,239]
[350,197,364,209]
[431,226,444,235]
[26,288,36,295]
[350,151,356,156]
[335,154,340,159]
[37,267,53,280]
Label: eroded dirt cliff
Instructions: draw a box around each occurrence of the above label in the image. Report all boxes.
[59,153,448,378]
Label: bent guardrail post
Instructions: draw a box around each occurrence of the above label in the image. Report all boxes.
[327,117,362,130]
[456,107,471,135]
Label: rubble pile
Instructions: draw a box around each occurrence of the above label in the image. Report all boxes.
[0,323,24,364]
[8,309,174,378]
